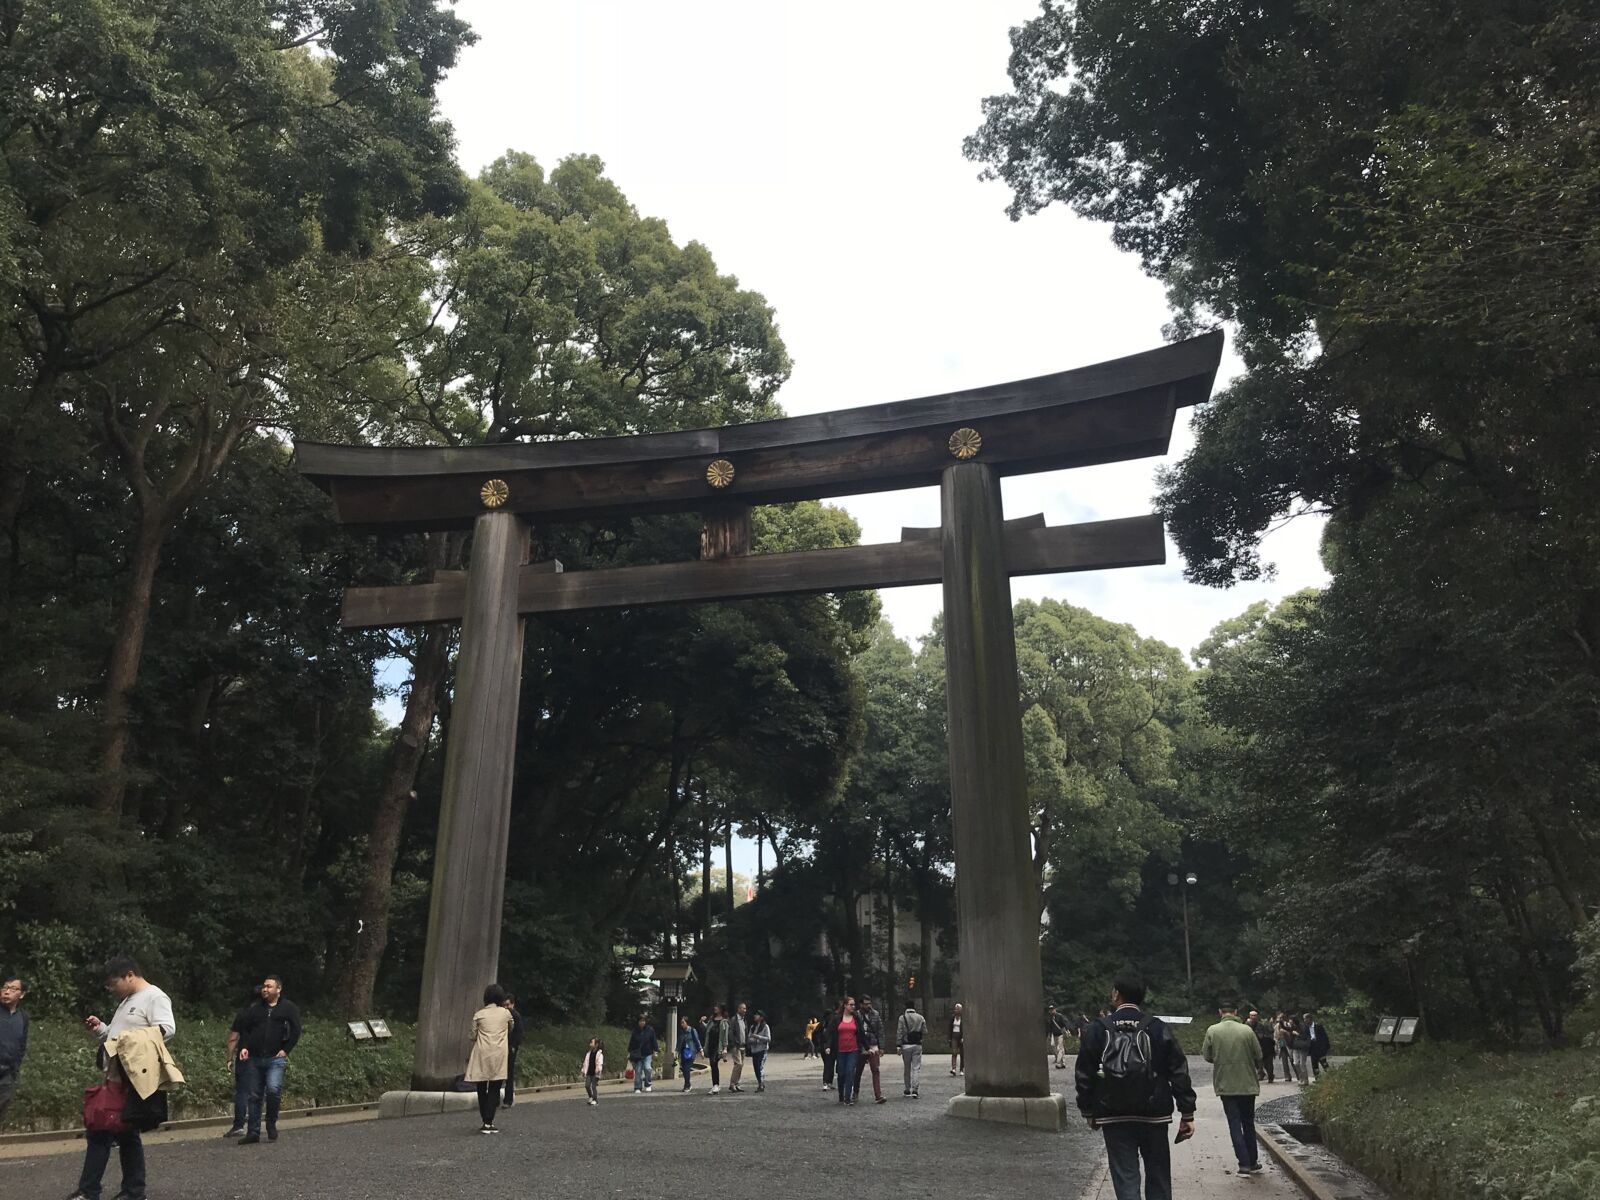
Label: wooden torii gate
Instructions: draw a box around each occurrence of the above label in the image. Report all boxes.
[296,330,1223,1127]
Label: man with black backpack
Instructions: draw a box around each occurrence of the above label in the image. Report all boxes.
[1075,977,1196,1200]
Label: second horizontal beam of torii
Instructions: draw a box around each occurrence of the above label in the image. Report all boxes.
[338,513,1163,629]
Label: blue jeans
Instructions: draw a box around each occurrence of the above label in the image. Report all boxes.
[78,1129,145,1200]
[1221,1094,1259,1169]
[633,1053,653,1090]
[680,1056,695,1089]
[751,1050,766,1085]
[836,1050,860,1102]
[231,1062,250,1129]
[1101,1122,1171,1200]
[244,1055,287,1136]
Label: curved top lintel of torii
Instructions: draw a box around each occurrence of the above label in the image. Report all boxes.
[294,330,1223,532]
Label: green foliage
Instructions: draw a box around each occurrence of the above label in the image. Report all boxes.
[0,1018,631,1132]
[1305,1042,1600,1200]
[967,0,1599,1045]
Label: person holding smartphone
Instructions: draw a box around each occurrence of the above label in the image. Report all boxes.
[69,956,175,1200]
[1075,977,1196,1200]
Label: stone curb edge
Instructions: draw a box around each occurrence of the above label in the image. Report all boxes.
[0,1101,378,1148]
[0,1073,639,1147]
[1256,1122,1340,1200]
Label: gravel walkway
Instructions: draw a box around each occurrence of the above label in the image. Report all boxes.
[2,1054,1103,1200]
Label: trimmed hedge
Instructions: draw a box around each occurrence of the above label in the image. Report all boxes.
[1303,1041,1600,1200]
[0,1017,630,1133]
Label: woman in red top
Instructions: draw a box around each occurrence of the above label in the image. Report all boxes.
[832,996,862,1105]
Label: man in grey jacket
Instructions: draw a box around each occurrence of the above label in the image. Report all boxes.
[896,999,927,1098]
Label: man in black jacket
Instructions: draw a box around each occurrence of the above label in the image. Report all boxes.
[0,975,27,1128]
[1304,1011,1331,1078]
[1075,977,1196,1200]
[234,975,302,1145]
[818,1006,838,1090]
[502,994,524,1107]
[627,1013,658,1094]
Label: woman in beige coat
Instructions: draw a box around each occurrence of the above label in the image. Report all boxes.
[465,984,513,1133]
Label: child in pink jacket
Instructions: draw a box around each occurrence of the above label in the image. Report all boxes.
[580,1038,605,1106]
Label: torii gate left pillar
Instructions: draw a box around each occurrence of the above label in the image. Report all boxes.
[411,511,527,1089]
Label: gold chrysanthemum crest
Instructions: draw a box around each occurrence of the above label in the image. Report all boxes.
[706,459,736,489]
[479,478,510,508]
[948,427,982,460]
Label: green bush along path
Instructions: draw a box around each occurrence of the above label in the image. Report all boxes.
[2,1019,630,1132]
[1304,1042,1600,1200]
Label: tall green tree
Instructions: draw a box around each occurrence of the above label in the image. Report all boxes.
[0,0,474,814]
[966,1,1599,1034]
[336,151,807,1014]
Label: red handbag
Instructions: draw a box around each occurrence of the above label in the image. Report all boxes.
[84,1080,131,1134]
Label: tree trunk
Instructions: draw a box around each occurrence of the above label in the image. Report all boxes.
[1451,916,1496,1037]
[919,880,935,1014]
[841,882,865,993]
[756,822,764,894]
[669,820,682,955]
[701,789,712,944]
[161,672,217,840]
[725,816,736,922]
[885,843,897,1015]
[334,620,453,1016]
[96,512,169,815]
[1527,815,1588,929]
[1496,884,1560,1042]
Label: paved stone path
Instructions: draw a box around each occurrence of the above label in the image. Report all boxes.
[3,1052,1395,1200]
[1079,1068,1315,1200]
[3,1054,1103,1200]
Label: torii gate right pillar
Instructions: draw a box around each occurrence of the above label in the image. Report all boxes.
[941,461,1067,1130]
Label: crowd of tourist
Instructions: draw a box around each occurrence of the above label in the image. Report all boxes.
[0,955,1339,1200]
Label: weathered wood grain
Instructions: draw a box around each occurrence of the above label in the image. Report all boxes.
[700,503,752,560]
[940,461,1050,1099]
[411,512,528,1090]
[337,514,1165,628]
[901,512,1044,541]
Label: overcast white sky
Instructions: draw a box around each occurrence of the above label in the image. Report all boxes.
[430,0,1328,662]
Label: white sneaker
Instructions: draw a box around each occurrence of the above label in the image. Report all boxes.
[710,1085,720,1094]
[588,1098,598,1106]
[644,1086,652,1093]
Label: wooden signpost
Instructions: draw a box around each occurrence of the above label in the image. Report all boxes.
[296,331,1224,1126]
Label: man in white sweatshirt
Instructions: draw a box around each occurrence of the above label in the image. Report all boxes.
[69,956,175,1200]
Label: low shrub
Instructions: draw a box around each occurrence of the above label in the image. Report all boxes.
[1303,1040,1600,1200]
[1,1016,631,1133]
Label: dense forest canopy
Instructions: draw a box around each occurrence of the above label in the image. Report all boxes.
[1,0,1594,1044]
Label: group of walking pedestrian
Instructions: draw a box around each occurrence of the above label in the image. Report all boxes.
[809,996,963,1103]
[678,1002,772,1095]
[1265,1009,1331,1084]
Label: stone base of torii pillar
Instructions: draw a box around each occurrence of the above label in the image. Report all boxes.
[940,461,1067,1132]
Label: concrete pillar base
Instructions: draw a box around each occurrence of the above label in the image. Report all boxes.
[947,1092,1069,1132]
[377,1090,482,1119]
